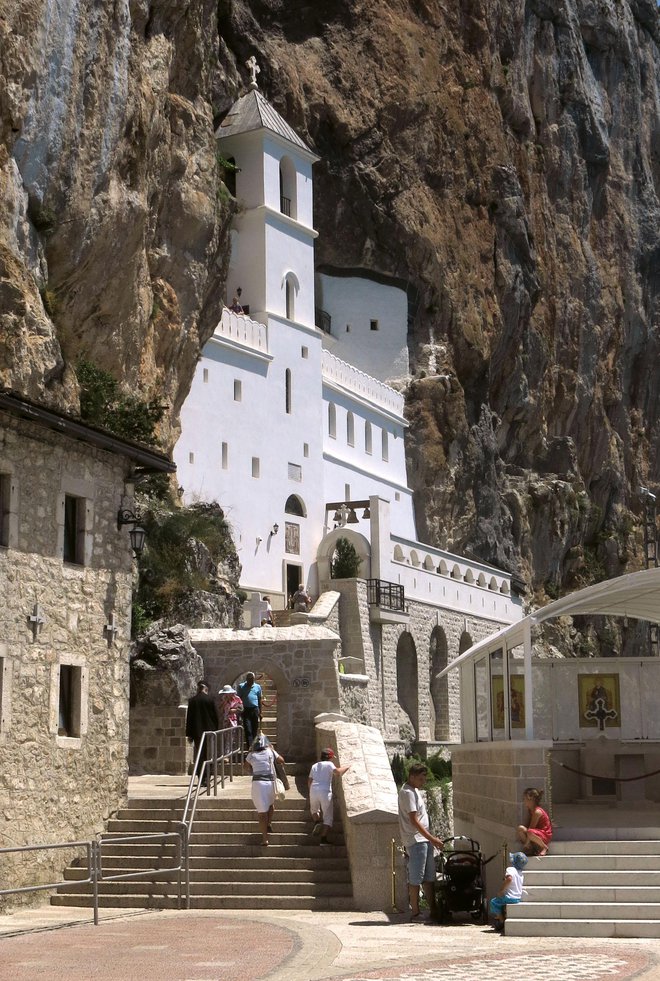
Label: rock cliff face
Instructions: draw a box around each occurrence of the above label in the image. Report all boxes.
[2,0,659,616]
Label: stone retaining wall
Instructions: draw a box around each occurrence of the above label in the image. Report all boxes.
[129,704,190,774]
[316,719,407,911]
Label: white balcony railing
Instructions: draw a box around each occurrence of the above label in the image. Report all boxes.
[213,308,269,354]
[322,350,404,418]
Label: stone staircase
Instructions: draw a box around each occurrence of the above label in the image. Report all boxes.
[52,781,353,911]
[506,839,660,937]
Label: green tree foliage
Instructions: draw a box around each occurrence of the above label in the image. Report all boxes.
[330,536,362,578]
[133,504,235,631]
[76,359,165,447]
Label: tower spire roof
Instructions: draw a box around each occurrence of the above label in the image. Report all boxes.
[216,87,316,157]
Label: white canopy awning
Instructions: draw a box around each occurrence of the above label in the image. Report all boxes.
[439,566,660,679]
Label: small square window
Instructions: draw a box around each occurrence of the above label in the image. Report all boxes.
[370,319,379,331]
[189,452,195,465]
[252,457,260,478]
[303,443,309,458]
[288,463,302,482]
[345,324,351,332]
[395,492,400,501]
[344,483,351,501]
[221,443,228,469]
[203,368,209,383]
[301,346,308,359]
[234,379,242,401]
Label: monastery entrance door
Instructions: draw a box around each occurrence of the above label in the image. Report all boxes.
[285,563,302,607]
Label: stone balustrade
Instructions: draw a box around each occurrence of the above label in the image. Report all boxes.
[213,307,269,353]
[322,350,404,418]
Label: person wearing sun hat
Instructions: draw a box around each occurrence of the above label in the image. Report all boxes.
[308,747,350,846]
[217,684,243,754]
[489,851,527,931]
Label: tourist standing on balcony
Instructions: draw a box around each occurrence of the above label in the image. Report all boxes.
[238,671,262,749]
[229,292,244,313]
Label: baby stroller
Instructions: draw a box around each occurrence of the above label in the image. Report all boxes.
[434,835,488,923]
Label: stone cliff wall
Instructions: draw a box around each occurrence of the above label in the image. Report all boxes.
[2,0,659,628]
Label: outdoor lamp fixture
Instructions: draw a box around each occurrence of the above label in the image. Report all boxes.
[117,507,147,559]
[270,523,279,536]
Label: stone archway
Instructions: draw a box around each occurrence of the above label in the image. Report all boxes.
[316,528,371,586]
[396,631,418,740]
[191,632,341,761]
[429,625,449,741]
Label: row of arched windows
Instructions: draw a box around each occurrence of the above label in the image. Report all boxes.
[327,403,389,460]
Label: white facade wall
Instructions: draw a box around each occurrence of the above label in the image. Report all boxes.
[317,272,409,383]
[265,217,316,328]
[176,310,326,599]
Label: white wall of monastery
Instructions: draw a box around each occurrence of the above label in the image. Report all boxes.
[317,272,409,383]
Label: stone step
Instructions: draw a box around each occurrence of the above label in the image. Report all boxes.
[549,840,660,855]
[526,885,660,902]
[57,880,352,897]
[511,901,660,920]
[108,818,333,834]
[51,894,356,911]
[525,870,660,887]
[93,855,345,871]
[101,844,347,859]
[66,866,351,883]
[530,855,660,871]
[505,918,660,939]
[554,828,660,842]
[188,832,345,846]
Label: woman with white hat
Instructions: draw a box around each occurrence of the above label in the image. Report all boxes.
[218,684,243,755]
[245,735,285,845]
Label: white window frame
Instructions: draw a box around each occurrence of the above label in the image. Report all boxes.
[58,478,94,567]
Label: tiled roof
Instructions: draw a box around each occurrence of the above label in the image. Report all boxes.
[216,89,314,154]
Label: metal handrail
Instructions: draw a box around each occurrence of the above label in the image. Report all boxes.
[180,726,244,909]
[0,728,244,922]
[0,840,98,922]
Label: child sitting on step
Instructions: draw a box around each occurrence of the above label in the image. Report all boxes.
[489,851,527,932]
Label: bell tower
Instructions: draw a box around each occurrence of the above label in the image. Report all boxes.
[216,60,320,328]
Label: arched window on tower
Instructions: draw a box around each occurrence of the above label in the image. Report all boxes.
[365,421,372,455]
[328,403,336,438]
[279,156,297,219]
[285,369,292,414]
[347,411,355,447]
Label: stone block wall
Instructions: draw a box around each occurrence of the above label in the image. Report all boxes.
[0,411,136,910]
[316,719,407,912]
[451,741,550,894]
[189,624,342,761]
[129,704,190,774]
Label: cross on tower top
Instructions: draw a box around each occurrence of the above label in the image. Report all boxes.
[246,55,260,91]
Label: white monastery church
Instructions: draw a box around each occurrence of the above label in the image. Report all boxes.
[175,66,523,641]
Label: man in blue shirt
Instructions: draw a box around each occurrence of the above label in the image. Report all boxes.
[237,671,262,749]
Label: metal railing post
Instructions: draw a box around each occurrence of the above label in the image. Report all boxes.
[91,840,100,926]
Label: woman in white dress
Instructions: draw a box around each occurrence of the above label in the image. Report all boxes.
[245,735,285,845]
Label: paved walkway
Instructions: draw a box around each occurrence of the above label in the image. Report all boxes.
[0,905,659,981]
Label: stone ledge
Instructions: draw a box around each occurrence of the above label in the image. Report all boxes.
[189,624,340,643]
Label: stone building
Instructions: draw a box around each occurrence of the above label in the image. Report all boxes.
[0,388,173,904]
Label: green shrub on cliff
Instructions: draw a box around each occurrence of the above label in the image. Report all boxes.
[76,359,164,447]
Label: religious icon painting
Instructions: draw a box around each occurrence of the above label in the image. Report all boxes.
[578,673,621,729]
[490,675,525,730]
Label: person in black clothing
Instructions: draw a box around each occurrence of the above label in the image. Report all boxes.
[186,681,219,787]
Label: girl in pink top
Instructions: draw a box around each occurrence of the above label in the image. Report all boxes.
[516,787,552,856]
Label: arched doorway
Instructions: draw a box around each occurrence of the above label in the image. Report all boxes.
[233,670,279,750]
[429,625,449,741]
[396,632,419,740]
